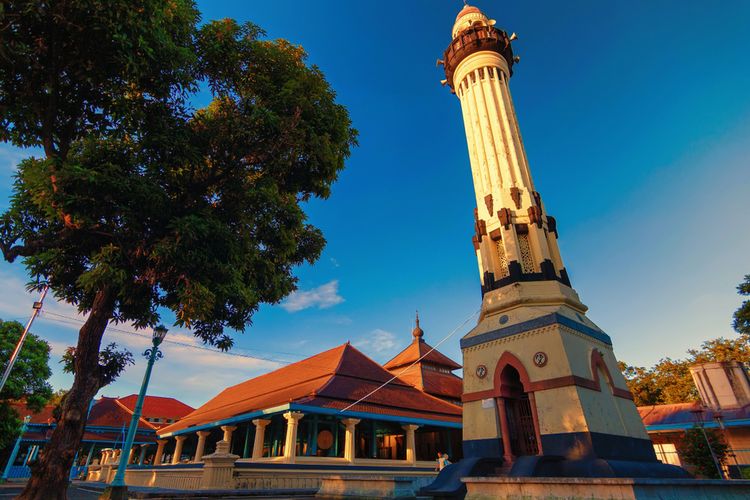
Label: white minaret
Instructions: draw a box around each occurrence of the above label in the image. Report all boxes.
[441,4,684,477]
[445,4,572,310]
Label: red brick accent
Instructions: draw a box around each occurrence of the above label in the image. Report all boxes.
[463,350,633,402]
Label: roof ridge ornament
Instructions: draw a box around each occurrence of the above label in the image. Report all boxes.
[413,311,424,341]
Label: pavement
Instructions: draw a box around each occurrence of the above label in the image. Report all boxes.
[0,481,100,499]
[0,481,317,499]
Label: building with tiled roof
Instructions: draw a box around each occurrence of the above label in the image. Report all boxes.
[155,342,461,469]
[383,314,463,406]
[2,395,193,480]
[637,361,750,478]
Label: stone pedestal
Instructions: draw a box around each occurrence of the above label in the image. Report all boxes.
[200,440,239,490]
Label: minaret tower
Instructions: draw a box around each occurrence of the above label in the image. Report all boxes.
[441,4,683,476]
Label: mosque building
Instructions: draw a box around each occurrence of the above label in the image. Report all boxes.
[154,319,463,469]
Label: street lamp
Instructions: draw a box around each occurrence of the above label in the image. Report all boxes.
[103,326,167,500]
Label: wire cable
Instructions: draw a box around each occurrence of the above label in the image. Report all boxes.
[338,307,479,413]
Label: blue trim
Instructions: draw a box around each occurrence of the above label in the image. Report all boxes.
[162,402,462,437]
[160,404,292,437]
[234,462,435,472]
[460,313,612,349]
[646,418,750,432]
[288,404,462,429]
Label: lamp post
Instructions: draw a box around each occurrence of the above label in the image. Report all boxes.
[103,326,167,500]
[0,285,49,393]
[713,413,740,479]
[691,408,725,480]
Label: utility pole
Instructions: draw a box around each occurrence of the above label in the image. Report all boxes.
[0,285,49,393]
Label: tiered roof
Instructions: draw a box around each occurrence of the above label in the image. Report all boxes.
[159,342,461,436]
[383,315,463,404]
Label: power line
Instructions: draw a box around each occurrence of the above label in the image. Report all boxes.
[338,307,479,413]
[39,310,299,365]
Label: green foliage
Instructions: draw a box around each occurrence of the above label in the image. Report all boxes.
[620,337,750,406]
[734,274,750,337]
[0,1,356,351]
[677,426,729,479]
[0,319,53,449]
[0,4,355,493]
[61,343,134,387]
[0,0,199,156]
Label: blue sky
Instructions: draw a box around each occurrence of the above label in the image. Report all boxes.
[1,0,749,408]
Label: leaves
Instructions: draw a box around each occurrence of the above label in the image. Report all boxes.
[61,342,134,390]
[733,274,750,337]
[0,319,53,449]
[620,336,750,406]
[677,426,729,479]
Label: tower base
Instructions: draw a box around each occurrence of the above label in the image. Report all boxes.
[460,281,686,479]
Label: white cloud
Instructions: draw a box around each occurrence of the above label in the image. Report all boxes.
[353,328,398,355]
[281,280,344,312]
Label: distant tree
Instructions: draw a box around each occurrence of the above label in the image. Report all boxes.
[618,361,663,406]
[0,320,53,451]
[621,337,750,406]
[0,1,355,498]
[677,426,729,479]
[733,274,750,337]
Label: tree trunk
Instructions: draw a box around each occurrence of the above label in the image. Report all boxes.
[18,288,114,500]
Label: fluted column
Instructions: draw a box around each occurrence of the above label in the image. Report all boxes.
[194,430,210,462]
[251,419,271,460]
[402,424,420,465]
[282,412,304,464]
[220,425,237,453]
[341,418,360,463]
[154,439,167,465]
[172,435,187,464]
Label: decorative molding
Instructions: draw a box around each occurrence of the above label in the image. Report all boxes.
[460,313,612,349]
[484,194,493,215]
[498,208,512,229]
[510,187,522,209]
[489,228,502,241]
[547,216,558,238]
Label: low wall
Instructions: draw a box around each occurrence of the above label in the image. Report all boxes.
[234,463,436,491]
[463,477,750,500]
[123,467,203,490]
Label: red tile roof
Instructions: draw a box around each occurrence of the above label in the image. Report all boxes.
[159,343,461,435]
[383,326,463,402]
[117,394,194,428]
[638,401,750,427]
[383,339,461,372]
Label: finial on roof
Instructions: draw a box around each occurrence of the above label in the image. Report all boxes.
[412,311,424,341]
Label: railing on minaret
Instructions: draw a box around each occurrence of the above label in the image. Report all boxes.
[442,4,570,296]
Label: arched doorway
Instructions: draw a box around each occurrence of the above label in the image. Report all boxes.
[498,364,539,458]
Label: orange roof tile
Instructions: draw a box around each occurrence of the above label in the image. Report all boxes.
[383,339,461,371]
[117,394,194,421]
[159,343,461,435]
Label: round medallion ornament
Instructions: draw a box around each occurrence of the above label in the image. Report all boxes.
[533,352,548,367]
[317,430,334,450]
[499,315,509,325]
[476,364,488,378]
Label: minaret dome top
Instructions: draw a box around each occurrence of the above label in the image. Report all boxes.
[452,4,494,38]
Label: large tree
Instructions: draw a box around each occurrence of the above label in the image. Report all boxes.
[733,274,750,337]
[621,336,750,406]
[0,2,355,498]
[0,320,53,451]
